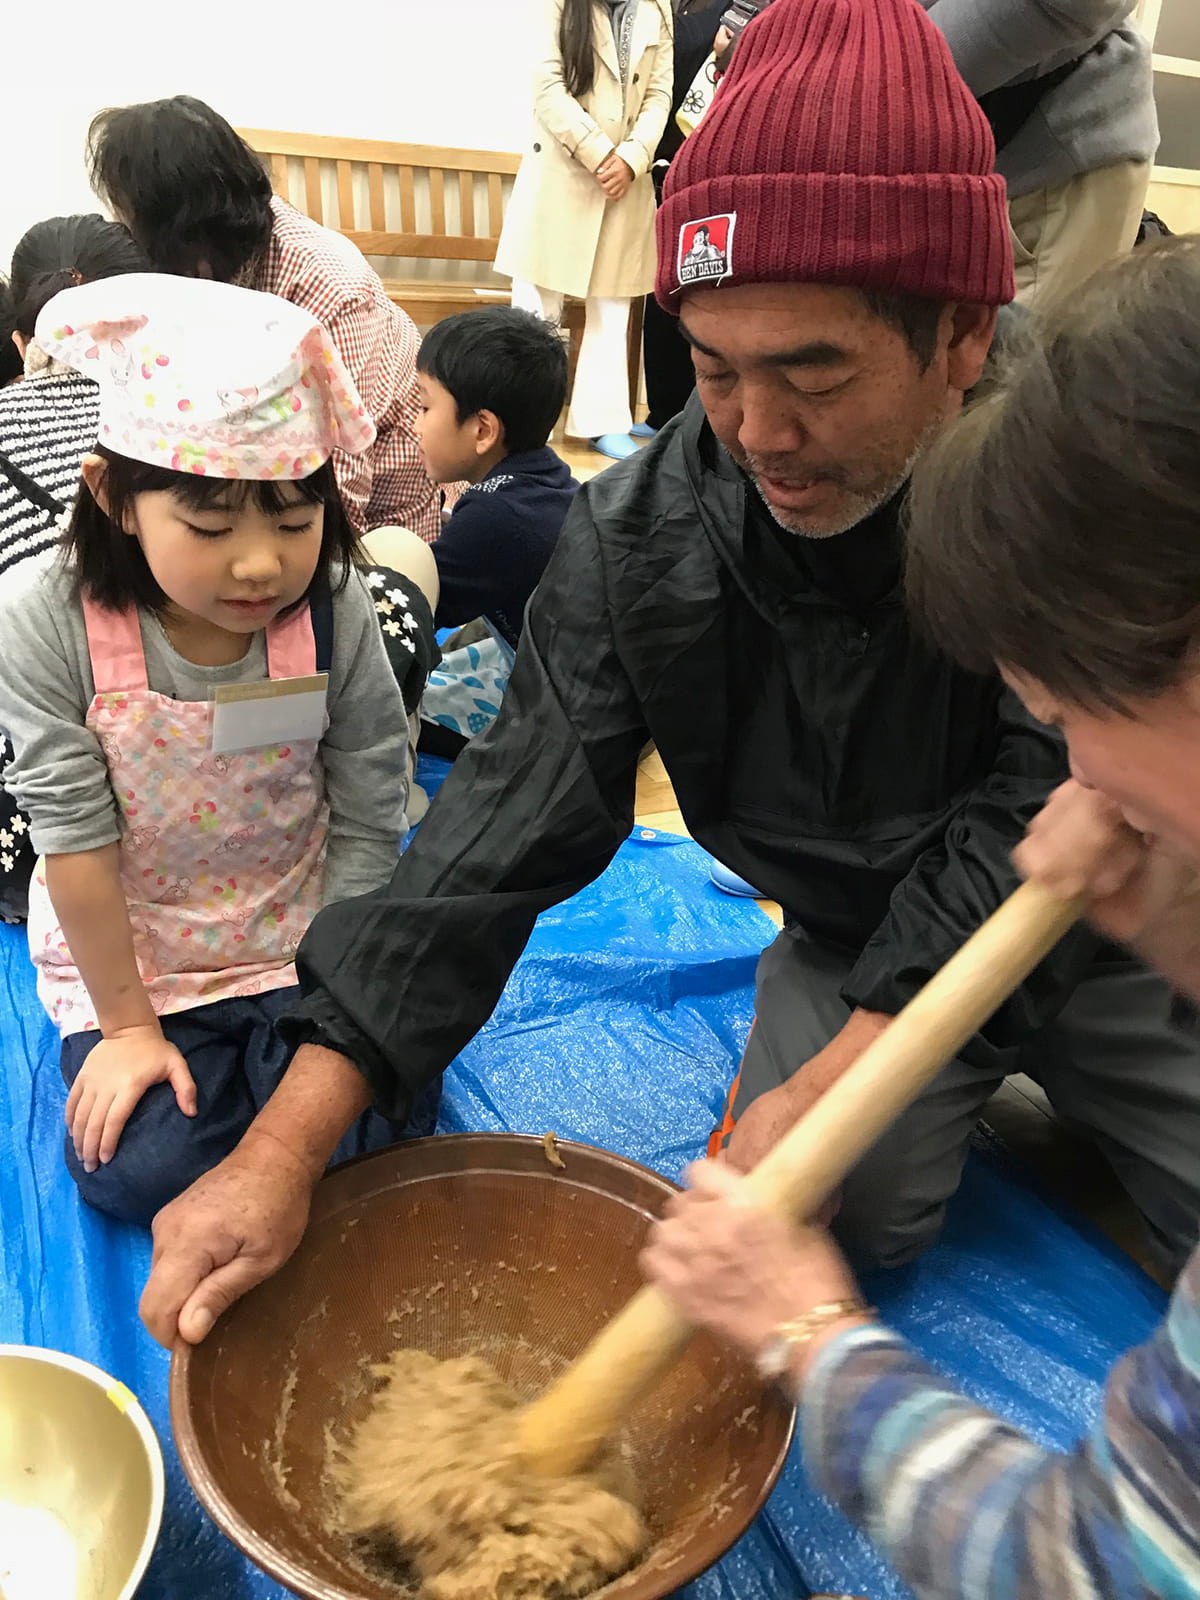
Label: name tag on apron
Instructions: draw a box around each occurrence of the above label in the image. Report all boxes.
[211,673,328,755]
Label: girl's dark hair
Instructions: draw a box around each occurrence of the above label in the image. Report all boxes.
[560,0,599,98]
[10,214,149,338]
[0,278,21,385]
[905,235,1200,713]
[87,97,274,283]
[64,449,362,614]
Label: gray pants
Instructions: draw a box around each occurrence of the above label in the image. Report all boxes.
[733,929,1200,1274]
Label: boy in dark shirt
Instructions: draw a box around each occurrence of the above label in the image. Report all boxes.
[416,307,578,651]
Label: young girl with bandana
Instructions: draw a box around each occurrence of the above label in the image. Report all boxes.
[0,274,432,1226]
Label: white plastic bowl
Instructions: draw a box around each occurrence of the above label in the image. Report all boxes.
[0,1345,164,1600]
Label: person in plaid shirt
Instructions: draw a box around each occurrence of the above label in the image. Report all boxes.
[87,96,443,541]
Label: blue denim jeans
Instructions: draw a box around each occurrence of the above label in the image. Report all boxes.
[61,987,440,1226]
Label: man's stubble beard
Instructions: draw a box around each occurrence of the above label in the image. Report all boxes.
[746,412,947,540]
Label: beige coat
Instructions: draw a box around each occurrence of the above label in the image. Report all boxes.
[495,0,674,301]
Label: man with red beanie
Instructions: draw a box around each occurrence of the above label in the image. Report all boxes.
[138,0,1199,1348]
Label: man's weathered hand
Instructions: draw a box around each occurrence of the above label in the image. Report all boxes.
[724,1075,820,1172]
[140,1131,313,1347]
[724,1008,891,1194]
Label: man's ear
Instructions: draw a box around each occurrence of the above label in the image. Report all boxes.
[473,408,504,456]
[80,454,119,523]
[944,303,998,395]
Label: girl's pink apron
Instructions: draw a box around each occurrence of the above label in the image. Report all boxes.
[28,599,328,1036]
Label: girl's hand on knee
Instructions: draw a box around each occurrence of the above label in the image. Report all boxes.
[66,1025,197,1173]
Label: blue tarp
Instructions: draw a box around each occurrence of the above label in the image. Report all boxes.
[0,760,1167,1598]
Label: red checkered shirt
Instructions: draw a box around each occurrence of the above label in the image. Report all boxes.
[263,198,440,540]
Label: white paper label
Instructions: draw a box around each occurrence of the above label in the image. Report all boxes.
[210,673,328,755]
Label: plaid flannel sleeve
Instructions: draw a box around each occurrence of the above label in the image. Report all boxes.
[323,290,441,540]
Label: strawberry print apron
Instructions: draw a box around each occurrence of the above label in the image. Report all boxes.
[28,596,329,1036]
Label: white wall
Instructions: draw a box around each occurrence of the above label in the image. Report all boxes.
[1,0,537,268]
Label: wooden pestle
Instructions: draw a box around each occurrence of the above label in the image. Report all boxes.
[517,879,1082,1478]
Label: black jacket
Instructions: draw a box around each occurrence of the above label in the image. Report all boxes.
[432,446,578,649]
[655,6,725,167]
[287,398,1097,1121]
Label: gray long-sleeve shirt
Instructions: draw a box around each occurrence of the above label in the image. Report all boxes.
[922,0,1158,197]
[0,556,409,906]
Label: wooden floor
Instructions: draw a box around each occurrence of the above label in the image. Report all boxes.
[634,745,685,834]
[555,435,636,485]
[551,400,656,484]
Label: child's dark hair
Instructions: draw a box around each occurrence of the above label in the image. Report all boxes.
[417,308,567,453]
[87,97,274,284]
[905,235,1200,713]
[64,448,362,614]
[10,214,149,338]
[0,279,20,386]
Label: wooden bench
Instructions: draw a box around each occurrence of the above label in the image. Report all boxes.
[238,128,643,417]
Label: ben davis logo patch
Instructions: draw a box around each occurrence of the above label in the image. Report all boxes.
[677,213,736,290]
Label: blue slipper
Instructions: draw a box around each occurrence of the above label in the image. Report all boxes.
[629,422,658,439]
[709,859,766,898]
[592,432,641,460]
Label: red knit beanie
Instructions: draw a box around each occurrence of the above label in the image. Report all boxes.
[656,0,1014,312]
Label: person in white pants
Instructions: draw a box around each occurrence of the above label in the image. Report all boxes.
[509,283,632,443]
[495,0,673,459]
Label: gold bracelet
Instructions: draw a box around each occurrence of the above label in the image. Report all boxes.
[755,1298,876,1381]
